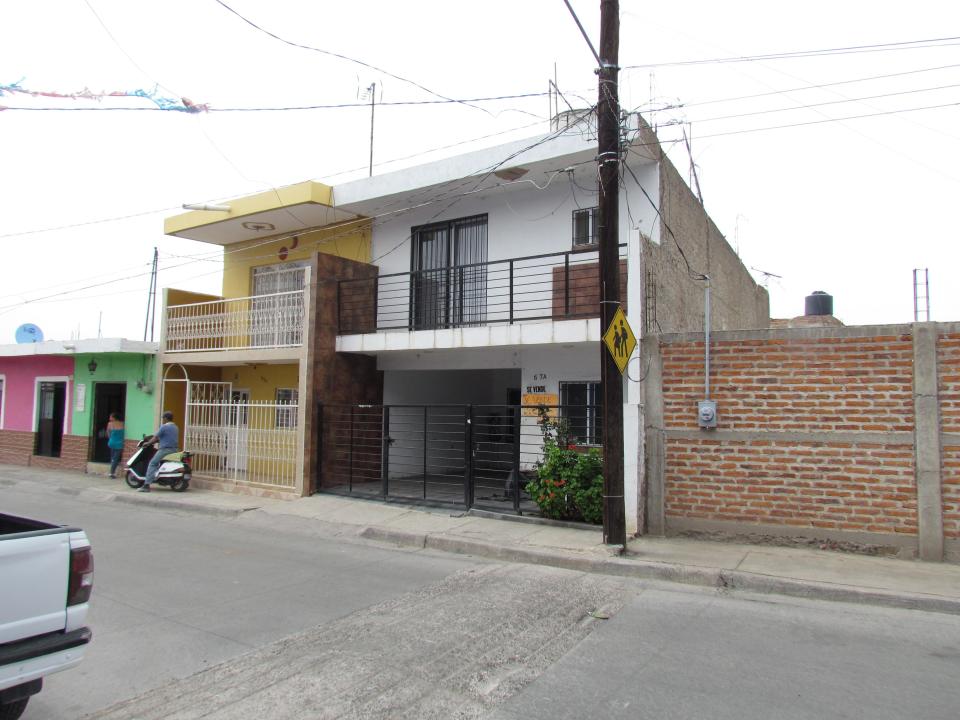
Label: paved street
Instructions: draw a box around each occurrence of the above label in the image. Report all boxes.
[4,480,484,719]
[490,586,960,720]
[4,473,960,719]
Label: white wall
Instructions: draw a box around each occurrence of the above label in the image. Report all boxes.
[368,172,660,330]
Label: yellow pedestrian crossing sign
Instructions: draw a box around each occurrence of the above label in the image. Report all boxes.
[603,306,637,375]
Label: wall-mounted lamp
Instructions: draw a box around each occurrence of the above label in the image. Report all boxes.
[87,359,98,374]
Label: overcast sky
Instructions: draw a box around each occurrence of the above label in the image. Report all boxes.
[1,0,957,342]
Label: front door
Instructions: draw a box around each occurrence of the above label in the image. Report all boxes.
[92,383,126,462]
[35,382,66,457]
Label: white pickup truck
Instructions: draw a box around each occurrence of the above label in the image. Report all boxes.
[0,513,94,720]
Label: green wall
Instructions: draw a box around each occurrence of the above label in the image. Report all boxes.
[71,353,156,441]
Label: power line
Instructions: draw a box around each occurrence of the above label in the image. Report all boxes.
[0,150,583,314]
[659,100,960,140]
[0,118,547,239]
[0,91,550,113]
[623,35,960,69]
[685,82,960,125]
[675,63,960,109]
[210,0,490,115]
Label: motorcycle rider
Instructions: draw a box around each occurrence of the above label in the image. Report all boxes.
[138,411,179,493]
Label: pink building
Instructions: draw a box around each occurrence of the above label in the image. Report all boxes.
[0,352,75,468]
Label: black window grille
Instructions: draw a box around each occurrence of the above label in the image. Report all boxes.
[559,381,602,445]
[572,207,599,248]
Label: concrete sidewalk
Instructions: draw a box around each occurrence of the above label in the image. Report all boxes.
[5,463,960,615]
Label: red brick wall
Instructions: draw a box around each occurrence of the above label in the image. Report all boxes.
[939,333,960,539]
[942,448,960,540]
[662,335,915,433]
[0,432,89,471]
[665,439,917,534]
[0,429,35,466]
[657,331,923,541]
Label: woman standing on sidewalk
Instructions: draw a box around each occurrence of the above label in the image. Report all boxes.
[106,412,125,479]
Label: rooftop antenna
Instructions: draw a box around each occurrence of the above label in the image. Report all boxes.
[144,247,158,342]
[649,71,656,131]
[682,124,703,205]
[359,82,377,177]
[750,266,782,289]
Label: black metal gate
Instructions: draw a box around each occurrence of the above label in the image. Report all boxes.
[318,403,596,513]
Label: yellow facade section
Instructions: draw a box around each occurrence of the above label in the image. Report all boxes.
[218,364,299,401]
[222,222,371,299]
[163,181,333,236]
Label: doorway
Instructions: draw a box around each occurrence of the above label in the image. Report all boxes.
[35,381,66,457]
[92,383,127,462]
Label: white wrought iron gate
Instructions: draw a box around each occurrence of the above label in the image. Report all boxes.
[185,380,300,489]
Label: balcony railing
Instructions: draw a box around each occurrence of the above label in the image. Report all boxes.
[337,246,626,334]
[164,290,306,353]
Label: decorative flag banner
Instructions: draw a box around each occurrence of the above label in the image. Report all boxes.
[0,80,209,113]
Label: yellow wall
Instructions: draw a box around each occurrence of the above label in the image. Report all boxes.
[167,289,222,305]
[218,364,299,401]
[222,222,371,299]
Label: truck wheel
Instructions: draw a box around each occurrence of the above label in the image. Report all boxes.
[0,698,29,720]
[125,470,144,489]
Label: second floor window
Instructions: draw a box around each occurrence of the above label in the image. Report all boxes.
[572,207,599,248]
[411,214,488,330]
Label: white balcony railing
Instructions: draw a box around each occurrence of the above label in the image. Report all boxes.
[164,290,306,353]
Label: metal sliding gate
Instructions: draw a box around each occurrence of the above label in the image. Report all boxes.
[318,403,600,513]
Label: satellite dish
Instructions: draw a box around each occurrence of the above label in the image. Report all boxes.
[15,323,44,343]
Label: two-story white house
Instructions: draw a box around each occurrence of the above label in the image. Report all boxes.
[160,113,768,534]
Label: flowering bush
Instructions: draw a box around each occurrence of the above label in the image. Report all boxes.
[525,411,604,523]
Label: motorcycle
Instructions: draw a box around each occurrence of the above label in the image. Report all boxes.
[125,443,192,492]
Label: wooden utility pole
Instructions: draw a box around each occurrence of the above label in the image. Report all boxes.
[598,0,626,546]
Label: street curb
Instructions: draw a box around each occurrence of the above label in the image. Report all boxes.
[358,526,960,616]
[109,492,247,519]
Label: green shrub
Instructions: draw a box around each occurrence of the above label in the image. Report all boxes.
[525,411,604,524]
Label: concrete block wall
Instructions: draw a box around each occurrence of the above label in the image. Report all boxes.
[643,323,959,561]
[641,158,769,335]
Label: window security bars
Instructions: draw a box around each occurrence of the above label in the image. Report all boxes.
[165,289,306,353]
[318,403,602,513]
[559,381,602,445]
[185,397,300,489]
[572,207,599,247]
[337,245,627,334]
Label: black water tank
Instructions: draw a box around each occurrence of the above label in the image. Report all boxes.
[805,291,833,316]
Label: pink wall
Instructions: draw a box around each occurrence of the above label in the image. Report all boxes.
[0,356,74,432]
